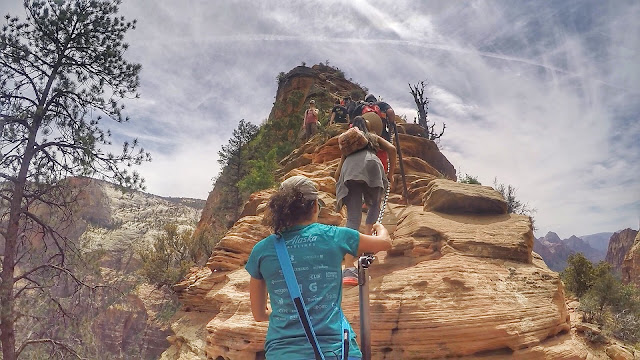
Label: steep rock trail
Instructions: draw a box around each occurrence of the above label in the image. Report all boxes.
[162,125,619,360]
[161,64,634,359]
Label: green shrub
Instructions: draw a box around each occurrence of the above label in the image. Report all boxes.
[138,224,195,288]
[238,148,278,195]
[561,253,595,298]
[566,254,640,345]
[458,173,481,185]
[583,329,608,344]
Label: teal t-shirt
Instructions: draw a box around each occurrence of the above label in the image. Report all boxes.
[245,223,362,360]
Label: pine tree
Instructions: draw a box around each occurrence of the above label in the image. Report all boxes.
[217,119,259,223]
[0,1,148,358]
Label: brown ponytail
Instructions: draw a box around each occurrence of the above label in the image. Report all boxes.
[268,187,315,235]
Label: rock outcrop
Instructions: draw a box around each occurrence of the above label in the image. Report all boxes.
[580,232,614,252]
[534,233,606,272]
[563,235,605,263]
[50,178,204,359]
[163,125,601,359]
[534,232,575,272]
[621,231,640,287]
[605,228,639,273]
[163,64,613,359]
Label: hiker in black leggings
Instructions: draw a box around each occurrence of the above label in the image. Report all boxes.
[334,116,396,285]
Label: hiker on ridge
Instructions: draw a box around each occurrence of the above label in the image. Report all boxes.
[334,116,396,286]
[347,93,397,173]
[246,175,391,359]
[303,99,319,141]
[361,93,396,143]
[330,98,349,125]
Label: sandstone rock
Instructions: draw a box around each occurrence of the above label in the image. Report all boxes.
[397,133,456,179]
[397,123,427,137]
[423,179,508,215]
[575,323,601,336]
[91,293,173,360]
[168,66,596,359]
[204,269,267,360]
[509,332,588,359]
[406,175,438,205]
[159,312,210,360]
[341,253,569,359]
[605,344,635,360]
[277,152,313,177]
[312,136,341,164]
[621,232,640,287]
[605,228,638,272]
[390,205,533,264]
[400,156,444,177]
[205,216,271,272]
[239,189,276,217]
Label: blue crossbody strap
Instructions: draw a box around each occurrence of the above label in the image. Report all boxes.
[341,310,349,359]
[273,235,326,360]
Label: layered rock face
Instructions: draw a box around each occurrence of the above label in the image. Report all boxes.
[605,228,639,272]
[195,64,367,241]
[51,178,204,359]
[621,232,640,287]
[534,232,575,272]
[166,129,594,360]
[534,232,606,272]
[563,235,604,262]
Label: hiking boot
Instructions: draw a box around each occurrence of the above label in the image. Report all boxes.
[342,267,358,286]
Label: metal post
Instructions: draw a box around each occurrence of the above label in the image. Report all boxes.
[392,122,409,204]
[358,254,375,360]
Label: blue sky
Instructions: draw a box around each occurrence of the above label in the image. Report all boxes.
[2,0,638,239]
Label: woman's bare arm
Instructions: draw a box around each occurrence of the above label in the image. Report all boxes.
[357,223,392,254]
[249,277,270,321]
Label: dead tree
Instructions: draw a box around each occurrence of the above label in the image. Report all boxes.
[409,80,446,141]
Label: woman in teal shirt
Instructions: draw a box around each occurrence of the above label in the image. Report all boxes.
[246,175,391,359]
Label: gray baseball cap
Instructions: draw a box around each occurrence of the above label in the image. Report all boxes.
[279,175,325,206]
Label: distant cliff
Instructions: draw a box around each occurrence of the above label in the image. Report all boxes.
[533,232,606,272]
[54,177,204,359]
[605,228,639,273]
[622,232,640,287]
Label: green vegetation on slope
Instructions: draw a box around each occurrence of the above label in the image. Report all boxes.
[562,253,640,345]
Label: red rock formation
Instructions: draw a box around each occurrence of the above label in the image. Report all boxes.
[271,64,366,120]
[621,231,640,287]
[166,127,599,359]
[605,228,639,272]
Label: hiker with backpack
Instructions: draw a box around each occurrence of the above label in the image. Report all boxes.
[358,93,396,142]
[334,116,397,286]
[303,99,320,141]
[330,99,349,125]
[246,175,392,359]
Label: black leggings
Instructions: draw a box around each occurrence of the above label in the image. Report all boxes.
[343,181,381,230]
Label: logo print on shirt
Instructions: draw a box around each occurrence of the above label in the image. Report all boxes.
[309,282,318,292]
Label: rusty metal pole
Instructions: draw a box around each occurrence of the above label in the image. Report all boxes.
[392,122,409,204]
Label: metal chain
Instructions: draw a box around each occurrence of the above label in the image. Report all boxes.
[375,129,394,225]
[376,164,391,225]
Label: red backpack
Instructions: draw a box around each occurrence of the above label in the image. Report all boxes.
[361,103,385,119]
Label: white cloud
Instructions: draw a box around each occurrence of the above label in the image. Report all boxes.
[2,0,638,238]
